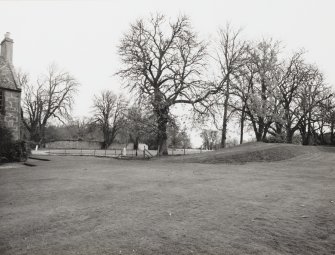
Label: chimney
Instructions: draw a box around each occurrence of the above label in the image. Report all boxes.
[1,32,14,64]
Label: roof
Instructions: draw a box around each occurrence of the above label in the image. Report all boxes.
[0,56,21,92]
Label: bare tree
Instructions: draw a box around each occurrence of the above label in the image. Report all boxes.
[117,14,217,155]
[295,68,331,145]
[125,105,157,150]
[21,64,79,144]
[273,51,325,143]
[92,90,128,149]
[266,51,303,142]
[168,118,191,149]
[324,96,335,144]
[315,95,335,144]
[200,129,219,150]
[213,24,247,148]
[233,39,281,142]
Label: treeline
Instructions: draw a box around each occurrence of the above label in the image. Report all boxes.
[40,103,191,150]
[19,14,335,154]
[19,70,191,150]
[202,37,334,146]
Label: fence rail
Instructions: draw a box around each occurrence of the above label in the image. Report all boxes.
[32,148,208,158]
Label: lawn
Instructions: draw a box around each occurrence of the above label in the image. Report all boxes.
[0,145,334,254]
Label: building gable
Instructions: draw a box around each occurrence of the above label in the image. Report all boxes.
[0,32,21,140]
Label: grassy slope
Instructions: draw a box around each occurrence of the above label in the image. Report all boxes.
[157,142,320,164]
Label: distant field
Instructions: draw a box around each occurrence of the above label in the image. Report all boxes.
[1,143,334,254]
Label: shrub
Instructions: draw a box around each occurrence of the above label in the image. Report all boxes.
[0,122,13,144]
[0,123,31,163]
[264,135,285,143]
[0,140,30,163]
[27,140,39,150]
[292,134,302,144]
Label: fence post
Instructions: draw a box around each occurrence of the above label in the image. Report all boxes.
[105,149,107,157]
[143,149,145,158]
[184,147,186,155]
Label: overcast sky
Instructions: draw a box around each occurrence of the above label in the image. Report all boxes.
[1,0,334,145]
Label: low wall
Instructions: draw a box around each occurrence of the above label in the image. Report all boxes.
[107,143,132,150]
[45,141,149,150]
[45,140,102,149]
[108,143,148,150]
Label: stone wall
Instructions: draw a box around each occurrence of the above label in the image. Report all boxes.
[2,90,20,140]
[44,140,148,150]
[45,140,102,149]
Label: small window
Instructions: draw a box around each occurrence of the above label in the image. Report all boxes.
[0,90,4,114]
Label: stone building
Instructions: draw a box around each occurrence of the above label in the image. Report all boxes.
[0,33,21,140]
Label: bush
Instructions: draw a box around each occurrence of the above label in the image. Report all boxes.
[264,135,285,143]
[0,123,31,163]
[27,140,39,150]
[0,122,13,144]
[0,140,31,163]
[292,134,302,144]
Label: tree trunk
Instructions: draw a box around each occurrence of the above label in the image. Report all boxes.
[30,127,39,143]
[250,118,262,142]
[133,136,139,150]
[156,107,169,156]
[221,109,228,148]
[157,117,168,156]
[307,110,312,145]
[331,121,334,145]
[300,124,308,145]
[40,126,46,147]
[255,120,264,142]
[102,129,109,149]
[153,89,169,156]
[255,132,262,142]
[221,78,230,148]
[286,129,294,143]
[240,106,245,145]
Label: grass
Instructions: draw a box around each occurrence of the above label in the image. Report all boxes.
[158,142,321,164]
[0,143,334,254]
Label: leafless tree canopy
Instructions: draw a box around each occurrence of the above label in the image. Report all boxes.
[19,13,334,149]
[117,14,215,155]
[92,90,128,149]
[213,25,247,148]
[21,64,79,143]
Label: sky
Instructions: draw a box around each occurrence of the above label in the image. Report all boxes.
[1,0,334,146]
